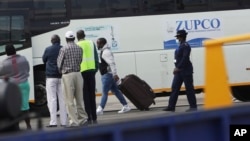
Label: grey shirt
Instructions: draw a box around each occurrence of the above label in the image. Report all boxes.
[0,54,30,83]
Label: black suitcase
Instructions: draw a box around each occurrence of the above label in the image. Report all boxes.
[119,74,155,111]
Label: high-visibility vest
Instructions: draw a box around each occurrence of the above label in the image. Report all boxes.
[77,40,96,72]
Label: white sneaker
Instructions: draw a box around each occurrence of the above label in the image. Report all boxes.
[96,106,103,115]
[118,105,131,114]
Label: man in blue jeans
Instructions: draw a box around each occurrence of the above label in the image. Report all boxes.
[96,37,131,115]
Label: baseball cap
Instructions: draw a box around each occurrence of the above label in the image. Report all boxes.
[175,30,188,37]
[65,31,75,39]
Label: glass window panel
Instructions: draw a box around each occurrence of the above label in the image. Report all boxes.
[34,0,66,19]
[142,0,175,13]
[11,16,24,41]
[0,16,10,42]
[239,0,250,8]
[107,0,139,15]
[212,0,240,10]
[180,0,208,11]
[0,0,32,9]
[0,16,10,53]
[71,0,108,17]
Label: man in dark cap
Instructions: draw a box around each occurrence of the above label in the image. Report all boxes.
[163,29,197,112]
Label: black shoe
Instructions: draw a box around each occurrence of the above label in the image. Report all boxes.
[92,120,98,125]
[87,120,92,125]
[162,107,175,112]
[186,108,197,112]
[46,125,57,128]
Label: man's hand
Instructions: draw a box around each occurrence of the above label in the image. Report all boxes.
[113,75,120,82]
[173,68,180,75]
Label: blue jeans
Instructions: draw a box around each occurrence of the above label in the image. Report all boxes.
[100,73,127,108]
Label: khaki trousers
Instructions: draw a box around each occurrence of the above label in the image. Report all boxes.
[62,72,87,126]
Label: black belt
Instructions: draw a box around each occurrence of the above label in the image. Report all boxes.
[63,71,78,74]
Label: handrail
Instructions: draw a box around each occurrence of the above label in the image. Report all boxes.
[203,33,250,109]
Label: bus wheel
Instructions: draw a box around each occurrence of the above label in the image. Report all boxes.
[34,83,47,106]
[29,83,49,117]
[231,86,250,102]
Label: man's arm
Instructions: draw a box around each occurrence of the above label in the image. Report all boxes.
[42,48,48,64]
[0,60,5,78]
[57,48,64,73]
[93,43,99,72]
[24,56,30,73]
[176,45,191,69]
[102,49,117,76]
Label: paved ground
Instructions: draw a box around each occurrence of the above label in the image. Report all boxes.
[17,92,242,131]
[0,92,248,141]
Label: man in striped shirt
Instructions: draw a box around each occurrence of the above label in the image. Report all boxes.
[57,31,87,127]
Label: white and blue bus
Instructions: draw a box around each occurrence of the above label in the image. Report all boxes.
[1,0,250,114]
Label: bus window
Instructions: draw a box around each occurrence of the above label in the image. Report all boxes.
[11,16,24,42]
[181,0,208,11]
[143,0,175,13]
[0,14,31,55]
[71,0,139,18]
[71,0,108,18]
[211,0,240,10]
[33,0,66,19]
[107,0,139,15]
[0,16,10,54]
[0,0,32,9]
[0,16,10,43]
[239,0,250,8]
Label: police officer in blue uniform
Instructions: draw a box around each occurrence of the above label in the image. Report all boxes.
[163,29,197,112]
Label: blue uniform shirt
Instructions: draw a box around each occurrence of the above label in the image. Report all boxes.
[174,42,193,75]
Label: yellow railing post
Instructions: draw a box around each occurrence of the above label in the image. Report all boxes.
[203,33,250,109]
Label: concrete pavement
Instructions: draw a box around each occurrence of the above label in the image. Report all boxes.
[18,93,241,131]
[18,93,205,130]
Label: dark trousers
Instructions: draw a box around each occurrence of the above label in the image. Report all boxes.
[81,71,97,121]
[168,73,197,109]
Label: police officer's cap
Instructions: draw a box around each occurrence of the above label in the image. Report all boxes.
[175,30,188,37]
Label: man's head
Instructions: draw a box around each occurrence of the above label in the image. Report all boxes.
[175,29,188,42]
[51,34,60,44]
[96,38,107,50]
[5,43,16,56]
[76,30,85,41]
[65,31,75,42]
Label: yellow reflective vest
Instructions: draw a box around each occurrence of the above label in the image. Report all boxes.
[77,40,97,72]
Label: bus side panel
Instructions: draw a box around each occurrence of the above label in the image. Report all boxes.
[224,44,250,84]
[135,49,205,93]
[191,48,205,87]
[23,49,35,100]
[135,51,170,89]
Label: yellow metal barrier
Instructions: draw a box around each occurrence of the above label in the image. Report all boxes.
[203,33,250,109]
